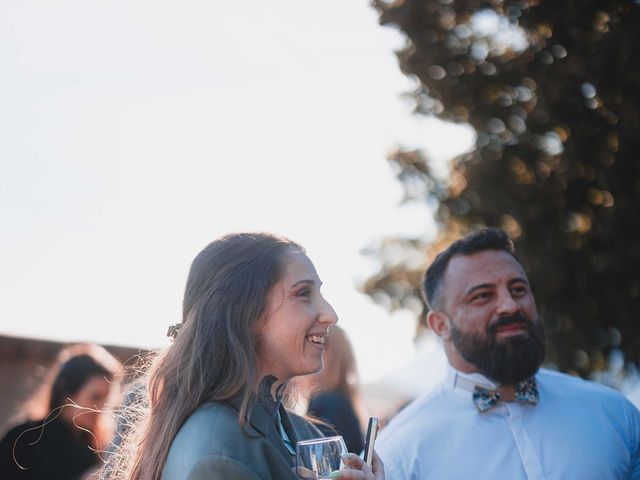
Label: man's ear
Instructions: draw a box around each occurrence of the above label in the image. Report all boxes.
[427,310,451,340]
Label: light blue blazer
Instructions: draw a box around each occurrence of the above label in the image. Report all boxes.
[161,396,323,480]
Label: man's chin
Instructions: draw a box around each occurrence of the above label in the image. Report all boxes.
[452,319,546,384]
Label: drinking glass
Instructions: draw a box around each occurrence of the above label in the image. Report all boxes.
[295,435,348,479]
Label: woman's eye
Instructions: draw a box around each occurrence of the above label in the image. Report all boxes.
[297,289,311,298]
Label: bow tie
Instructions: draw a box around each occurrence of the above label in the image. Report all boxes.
[472,377,539,412]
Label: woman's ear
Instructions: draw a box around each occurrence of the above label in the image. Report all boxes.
[427,310,452,341]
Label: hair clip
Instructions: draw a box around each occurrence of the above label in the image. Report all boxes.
[167,323,183,342]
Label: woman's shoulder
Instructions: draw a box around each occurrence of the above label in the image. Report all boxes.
[186,401,238,422]
[176,402,245,443]
[0,419,49,451]
[163,402,250,478]
[182,454,264,480]
[0,420,36,476]
[163,401,298,480]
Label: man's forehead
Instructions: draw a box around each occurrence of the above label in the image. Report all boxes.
[444,249,527,289]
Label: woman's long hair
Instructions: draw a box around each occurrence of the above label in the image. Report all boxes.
[109,232,302,480]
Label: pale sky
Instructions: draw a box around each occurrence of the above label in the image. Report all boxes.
[0,0,474,385]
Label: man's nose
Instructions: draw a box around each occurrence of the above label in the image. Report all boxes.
[496,290,522,316]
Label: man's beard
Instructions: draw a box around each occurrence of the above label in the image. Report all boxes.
[450,312,546,385]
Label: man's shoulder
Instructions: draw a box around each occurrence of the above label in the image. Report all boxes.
[539,368,622,396]
[378,384,456,442]
[377,385,468,479]
[537,368,639,411]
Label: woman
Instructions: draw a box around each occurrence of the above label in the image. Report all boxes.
[0,344,121,479]
[298,325,367,454]
[108,233,384,479]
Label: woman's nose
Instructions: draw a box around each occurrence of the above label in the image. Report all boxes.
[320,297,339,326]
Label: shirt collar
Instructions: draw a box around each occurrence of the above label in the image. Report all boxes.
[446,364,497,397]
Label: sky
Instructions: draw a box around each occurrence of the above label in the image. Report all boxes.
[0,0,475,386]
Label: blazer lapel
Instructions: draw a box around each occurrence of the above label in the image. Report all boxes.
[227,395,297,466]
[279,404,301,446]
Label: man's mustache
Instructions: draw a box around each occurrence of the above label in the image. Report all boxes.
[487,312,532,335]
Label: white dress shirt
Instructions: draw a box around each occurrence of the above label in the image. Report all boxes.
[377,367,640,479]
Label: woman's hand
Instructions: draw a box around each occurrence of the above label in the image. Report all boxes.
[328,452,385,480]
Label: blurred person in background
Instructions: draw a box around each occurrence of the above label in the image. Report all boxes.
[104,232,384,480]
[296,325,366,454]
[0,343,122,479]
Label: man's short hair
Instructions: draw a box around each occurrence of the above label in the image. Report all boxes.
[423,228,520,310]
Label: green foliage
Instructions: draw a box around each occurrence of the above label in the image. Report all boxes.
[366,0,640,379]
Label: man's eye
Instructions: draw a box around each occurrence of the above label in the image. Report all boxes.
[511,286,527,295]
[471,292,491,301]
[297,289,311,298]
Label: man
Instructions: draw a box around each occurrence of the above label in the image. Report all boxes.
[377,228,640,479]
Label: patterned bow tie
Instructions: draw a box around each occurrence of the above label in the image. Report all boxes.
[472,377,539,412]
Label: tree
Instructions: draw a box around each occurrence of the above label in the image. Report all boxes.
[365,0,640,382]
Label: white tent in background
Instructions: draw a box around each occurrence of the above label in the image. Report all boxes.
[362,334,448,422]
